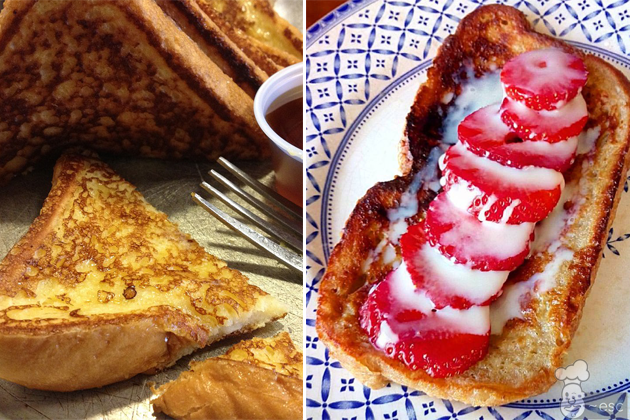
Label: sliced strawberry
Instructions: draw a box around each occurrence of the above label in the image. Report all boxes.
[500,96,588,143]
[359,266,490,378]
[400,223,509,309]
[440,142,564,223]
[458,103,578,172]
[501,48,588,111]
[359,270,430,350]
[425,192,534,271]
[396,329,489,378]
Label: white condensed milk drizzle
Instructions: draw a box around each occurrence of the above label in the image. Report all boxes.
[360,53,597,371]
[490,126,601,334]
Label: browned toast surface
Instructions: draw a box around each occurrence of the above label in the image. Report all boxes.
[221,331,303,379]
[195,0,302,73]
[0,153,286,391]
[197,0,302,58]
[317,5,630,406]
[151,332,303,420]
[0,0,269,185]
[155,0,270,98]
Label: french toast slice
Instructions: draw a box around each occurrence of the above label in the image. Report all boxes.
[0,0,269,185]
[191,3,284,76]
[0,153,287,391]
[154,0,270,98]
[317,5,630,406]
[151,332,303,420]
[195,0,302,72]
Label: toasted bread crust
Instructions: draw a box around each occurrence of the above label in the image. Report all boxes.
[250,37,301,68]
[152,358,303,420]
[195,0,303,59]
[0,154,286,391]
[0,0,270,184]
[221,331,303,379]
[0,308,282,391]
[317,5,630,406]
[193,0,286,76]
[155,0,270,98]
[151,333,303,420]
[0,317,189,391]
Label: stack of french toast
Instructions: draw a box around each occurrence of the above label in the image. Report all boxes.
[0,0,302,184]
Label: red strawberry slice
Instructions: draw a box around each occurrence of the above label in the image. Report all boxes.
[400,329,490,378]
[458,103,578,172]
[359,266,490,378]
[425,192,534,271]
[501,48,588,111]
[400,222,508,309]
[500,96,588,143]
[440,142,564,224]
[359,269,430,350]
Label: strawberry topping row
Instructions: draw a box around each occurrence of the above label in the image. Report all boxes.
[360,49,589,378]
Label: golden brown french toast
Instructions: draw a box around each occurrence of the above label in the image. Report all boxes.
[192,3,284,76]
[0,153,286,391]
[221,331,303,379]
[151,332,303,420]
[199,0,302,58]
[195,0,302,72]
[317,5,630,406]
[0,0,269,185]
[155,0,270,98]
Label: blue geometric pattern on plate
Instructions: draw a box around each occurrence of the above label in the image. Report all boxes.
[305,0,630,418]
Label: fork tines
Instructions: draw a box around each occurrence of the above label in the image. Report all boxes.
[192,157,303,273]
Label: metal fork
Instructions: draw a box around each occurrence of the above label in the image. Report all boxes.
[192,157,303,273]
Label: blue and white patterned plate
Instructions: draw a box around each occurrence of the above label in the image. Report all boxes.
[305,1,630,419]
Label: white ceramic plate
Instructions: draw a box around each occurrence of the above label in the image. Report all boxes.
[305,1,630,418]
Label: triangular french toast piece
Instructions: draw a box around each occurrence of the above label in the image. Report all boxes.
[317,5,630,406]
[220,331,303,378]
[152,332,303,420]
[194,0,302,72]
[0,153,286,391]
[0,0,269,185]
[154,0,270,98]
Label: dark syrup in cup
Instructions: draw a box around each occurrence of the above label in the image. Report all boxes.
[266,97,303,150]
[265,96,303,206]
